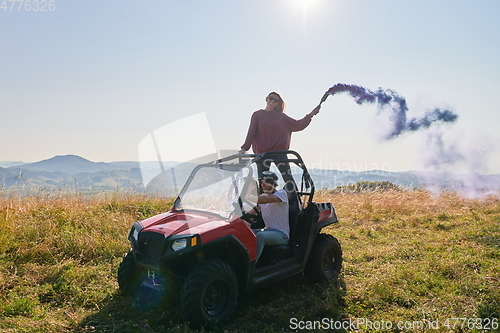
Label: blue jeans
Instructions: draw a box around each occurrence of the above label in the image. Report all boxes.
[254,229,289,262]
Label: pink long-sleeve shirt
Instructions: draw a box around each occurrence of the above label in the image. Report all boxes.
[241,110,313,154]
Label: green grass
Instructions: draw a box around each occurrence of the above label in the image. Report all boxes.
[0,190,499,332]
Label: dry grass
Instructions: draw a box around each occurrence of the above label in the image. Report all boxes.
[0,193,173,333]
[0,190,499,332]
[320,189,500,331]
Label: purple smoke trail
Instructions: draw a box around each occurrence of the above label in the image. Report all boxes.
[419,127,499,198]
[321,83,459,139]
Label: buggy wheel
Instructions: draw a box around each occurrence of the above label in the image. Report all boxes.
[180,259,238,328]
[304,234,342,283]
[117,250,146,296]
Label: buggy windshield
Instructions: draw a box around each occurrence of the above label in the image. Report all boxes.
[173,163,259,219]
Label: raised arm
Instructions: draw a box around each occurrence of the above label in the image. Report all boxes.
[288,105,321,132]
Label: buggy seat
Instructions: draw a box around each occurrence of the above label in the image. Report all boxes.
[262,185,301,258]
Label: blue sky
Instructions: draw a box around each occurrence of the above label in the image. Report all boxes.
[2,0,499,173]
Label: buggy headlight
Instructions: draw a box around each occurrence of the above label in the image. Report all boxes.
[129,221,143,243]
[171,238,187,252]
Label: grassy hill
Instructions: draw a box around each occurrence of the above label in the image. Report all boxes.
[0,190,499,332]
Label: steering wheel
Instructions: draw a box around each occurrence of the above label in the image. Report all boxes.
[235,200,262,225]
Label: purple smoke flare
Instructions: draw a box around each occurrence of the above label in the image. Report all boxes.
[322,83,459,139]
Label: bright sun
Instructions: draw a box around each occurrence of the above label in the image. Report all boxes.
[295,0,317,8]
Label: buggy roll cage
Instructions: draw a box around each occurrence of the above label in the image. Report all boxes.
[214,150,316,204]
[172,150,316,213]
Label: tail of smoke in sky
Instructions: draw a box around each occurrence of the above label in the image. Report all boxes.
[417,126,499,198]
[322,83,459,139]
[322,83,498,197]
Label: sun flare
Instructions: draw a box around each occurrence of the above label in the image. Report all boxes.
[295,0,317,9]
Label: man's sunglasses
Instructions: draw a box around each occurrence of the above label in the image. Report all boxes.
[268,97,280,103]
[260,178,277,185]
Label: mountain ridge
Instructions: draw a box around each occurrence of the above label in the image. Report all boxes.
[17,154,113,174]
[1,154,499,194]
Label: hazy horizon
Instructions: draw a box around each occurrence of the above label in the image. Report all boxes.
[2,153,500,176]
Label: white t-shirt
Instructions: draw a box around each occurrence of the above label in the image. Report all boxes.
[260,189,289,238]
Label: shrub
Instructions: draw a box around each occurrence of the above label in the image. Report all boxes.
[331,180,401,193]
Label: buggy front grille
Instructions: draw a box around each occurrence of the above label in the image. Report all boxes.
[138,232,165,262]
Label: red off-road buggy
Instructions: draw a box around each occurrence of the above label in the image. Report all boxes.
[118,150,342,327]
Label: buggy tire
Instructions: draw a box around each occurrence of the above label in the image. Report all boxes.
[117,250,145,296]
[304,234,342,283]
[180,259,238,328]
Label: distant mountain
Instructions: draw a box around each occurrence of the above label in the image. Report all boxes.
[307,169,423,189]
[17,155,119,174]
[0,166,69,189]
[1,154,499,195]
[108,161,141,169]
[0,155,143,194]
[0,161,26,168]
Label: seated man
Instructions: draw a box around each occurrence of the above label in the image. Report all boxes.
[251,171,289,263]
